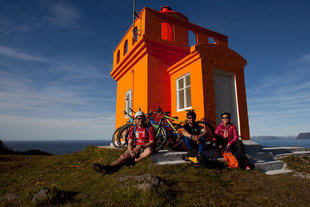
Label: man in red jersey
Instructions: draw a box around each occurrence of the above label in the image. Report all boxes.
[92,111,155,175]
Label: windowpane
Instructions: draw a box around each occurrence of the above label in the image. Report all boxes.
[124,40,128,55]
[178,79,184,89]
[176,73,191,111]
[125,90,132,117]
[161,22,173,41]
[117,50,120,64]
[185,87,191,108]
[179,90,184,109]
[185,75,190,86]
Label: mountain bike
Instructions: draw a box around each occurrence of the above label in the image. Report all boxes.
[154,107,215,151]
[116,110,136,148]
[116,109,167,151]
[111,110,136,148]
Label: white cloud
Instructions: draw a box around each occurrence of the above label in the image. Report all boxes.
[45,1,80,27]
[0,69,116,140]
[0,114,114,140]
[299,52,310,63]
[47,59,110,81]
[0,16,33,35]
[0,70,114,117]
[247,57,310,136]
[0,45,47,62]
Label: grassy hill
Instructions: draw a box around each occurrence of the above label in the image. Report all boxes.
[1,146,310,206]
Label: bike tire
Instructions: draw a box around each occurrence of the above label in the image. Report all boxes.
[117,124,132,148]
[196,120,215,138]
[111,126,123,148]
[154,126,167,152]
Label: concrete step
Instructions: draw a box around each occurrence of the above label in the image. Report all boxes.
[243,140,263,152]
[255,160,284,172]
[149,141,310,175]
[263,146,307,156]
[246,151,275,163]
[265,169,293,175]
[151,150,187,165]
[275,151,310,159]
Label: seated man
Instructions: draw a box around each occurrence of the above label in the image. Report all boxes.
[181,111,208,163]
[92,111,155,175]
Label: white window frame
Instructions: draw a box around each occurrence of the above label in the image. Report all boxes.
[176,73,192,111]
[125,89,132,118]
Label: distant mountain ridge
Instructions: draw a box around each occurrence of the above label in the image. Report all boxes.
[296,132,310,139]
[251,136,296,140]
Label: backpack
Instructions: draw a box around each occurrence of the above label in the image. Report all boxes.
[222,150,239,168]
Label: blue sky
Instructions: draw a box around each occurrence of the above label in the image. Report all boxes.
[0,0,309,140]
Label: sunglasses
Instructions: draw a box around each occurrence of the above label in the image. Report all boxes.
[222,116,230,119]
[136,117,144,121]
[187,117,194,120]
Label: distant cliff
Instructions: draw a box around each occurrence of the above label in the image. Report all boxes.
[296,132,310,139]
[251,136,296,140]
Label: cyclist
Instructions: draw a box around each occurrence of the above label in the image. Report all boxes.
[92,111,155,175]
[214,112,251,169]
[181,111,208,163]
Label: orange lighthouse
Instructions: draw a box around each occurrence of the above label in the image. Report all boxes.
[110,6,250,139]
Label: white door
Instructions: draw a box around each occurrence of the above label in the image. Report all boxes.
[213,69,239,133]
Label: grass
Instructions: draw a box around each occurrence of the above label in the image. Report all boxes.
[1,146,310,206]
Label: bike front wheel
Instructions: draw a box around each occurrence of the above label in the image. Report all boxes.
[117,124,132,148]
[154,126,167,152]
[111,126,123,148]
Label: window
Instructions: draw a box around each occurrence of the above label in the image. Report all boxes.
[188,30,197,47]
[132,26,138,44]
[176,73,192,111]
[208,37,217,44]
[124,40,128,55]
[161,22,173,41]
[125,89,132,117]
[116,50,120,64]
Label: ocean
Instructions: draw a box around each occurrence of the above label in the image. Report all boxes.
[2,139,310,155]
[252,138,310,149]
[2,140,111,155]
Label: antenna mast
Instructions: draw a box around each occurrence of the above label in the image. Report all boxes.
[132,0,136,39]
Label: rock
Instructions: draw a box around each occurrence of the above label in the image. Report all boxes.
[0,194,18,202]
[136,183,153,190]
[32,187,77,204]
[32,188,50,202]
[116,174,165,190]
[296,132,310,139]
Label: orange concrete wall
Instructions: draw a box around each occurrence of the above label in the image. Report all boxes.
[144,8,189,49]
[194,44,249,139]
[132,55,149,113]
[114,55,149,128]
[167,44,250,139]
[168,51,205,122]
[144,8,229,48]
[147,55,172,113]
[114,69,134,128]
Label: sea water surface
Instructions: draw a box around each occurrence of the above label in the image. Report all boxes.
[2,139,310,155]
[3,140,111,155]
[252,138,310,149]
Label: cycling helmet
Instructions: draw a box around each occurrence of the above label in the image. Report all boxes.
[134,111,146,119]
[221,112,231,118]
[186,111,196,119]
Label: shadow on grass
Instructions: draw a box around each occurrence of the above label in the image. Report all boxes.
[33,188,79,206]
